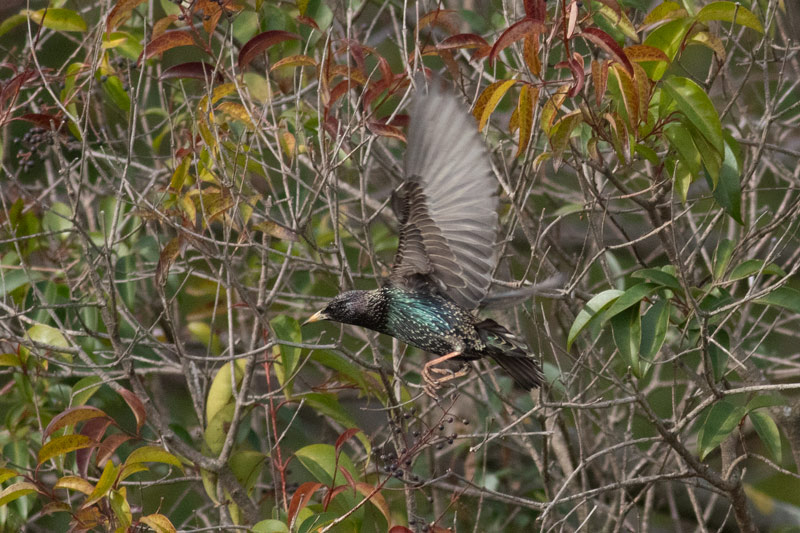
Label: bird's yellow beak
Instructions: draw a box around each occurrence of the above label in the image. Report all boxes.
[302,310,329,326]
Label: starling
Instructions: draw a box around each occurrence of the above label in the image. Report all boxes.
[304,79,543,394]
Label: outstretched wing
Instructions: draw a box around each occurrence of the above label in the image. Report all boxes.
[390,80,498,310]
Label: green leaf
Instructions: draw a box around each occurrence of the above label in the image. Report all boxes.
[611,306,642,377]
[707,329,729,382]
[728,259,786,281]
[662,76,723,156]
[640,299,670,363]
[27,8,87,32]
[124,446,183,471]
[695,1,764,33]
[271,315,302,396]
[27,323,71,362]
[707,135,742,223]
[101,75,131,114]
[204,402,236,456]
[631,268,681,292]
[205,359,246,424]
[713,239,735,280]
[665,123,702,179]
[304,393,370,455]
[548,112,583,169]
[642,19,691,80]
[697,401,745,460]
[253,520,290,533]
[295,444,356,486]
[603,283,660,323]
[754,287,800,315]
[0,268,42,297]
[229,450,267,492]
[746,394,785,412]
[0,482,39,507]
[42,201,73,235]
[38,435,93,465]
[567,289,624,350]
[71,376,103,406]
[0,13,26,38]
[84,461,119,507]
[749,410,781,462]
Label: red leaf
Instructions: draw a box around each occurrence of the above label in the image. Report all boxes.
[438,33,489,51]
[96,433,132,467]
[580,28,633,76]
[160,62,225,83]
[489,17,545,66]
[322,485,348,510]
[417,9,460,34]
[107,0,147,33]
[568,53,585,97]
[338,465,357,492]
[15,113,63,130]
[297,15,319,31]
[116,387,146,434]
[44,406,110,440]
[237,30,300,70]
[335,428,361,452]
[367,120,406,142]
[288,482,322,527]
[138,30,197,65]
[524,0,547,20]
[624,44,670,64]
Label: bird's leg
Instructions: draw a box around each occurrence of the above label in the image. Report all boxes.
[423,351,469,396]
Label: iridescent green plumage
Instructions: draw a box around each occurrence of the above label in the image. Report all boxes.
[305,79,543,392]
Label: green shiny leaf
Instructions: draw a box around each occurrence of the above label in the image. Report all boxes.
[611,306,642,377]
[713,239,735,280]
[663,76,723,156]
[696,1,764,33]
[729,259,786,281]
[697,401,745,460]
[28,8,87,32]
[749,410,781,462]
[567,289,624,350]
[754,287,800,314]
[640,299,670,362]
[707,329,729,382]
[603,283,660,323]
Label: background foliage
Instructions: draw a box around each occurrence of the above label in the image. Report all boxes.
[1,0,799,531]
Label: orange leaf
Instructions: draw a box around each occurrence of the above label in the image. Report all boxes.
[516,84,538,158]
[611,63,637,131]
[106,0,147,33]
[367,120,406,142]
[117,387,147,434]
[624,44,670,63]
[270,54,318,72]
[523,35,541,77]
[473,79,517,132]
[489,17,544,66]
[580,28,633,76]
[237,31,300,70]
[288,482,322,527]
[139,30,196,64]
[591,59,609,107]
[417,9,460,34]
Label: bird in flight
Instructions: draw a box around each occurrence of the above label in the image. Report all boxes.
[304,78,543,396]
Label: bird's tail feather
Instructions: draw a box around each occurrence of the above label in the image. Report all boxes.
[475,319,543,390]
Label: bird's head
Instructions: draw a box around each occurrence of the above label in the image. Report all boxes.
[303,290,374,327]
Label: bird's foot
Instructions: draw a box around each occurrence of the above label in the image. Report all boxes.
[422,352,469,398]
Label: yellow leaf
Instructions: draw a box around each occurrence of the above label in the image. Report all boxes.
[473,79,517,132]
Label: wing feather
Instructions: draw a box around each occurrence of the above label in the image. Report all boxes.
[390,80,498,309]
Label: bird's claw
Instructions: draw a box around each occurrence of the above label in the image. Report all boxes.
[422,354,471,398]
